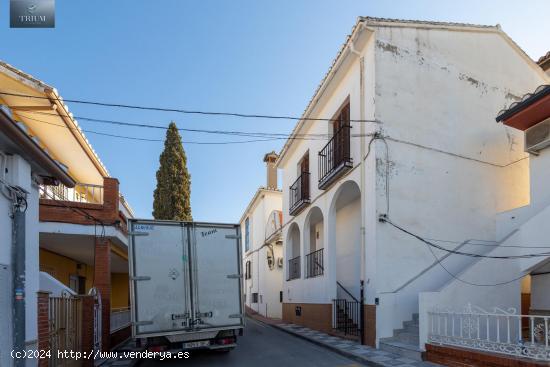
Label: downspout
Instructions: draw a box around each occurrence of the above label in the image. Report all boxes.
[349,27,366,345]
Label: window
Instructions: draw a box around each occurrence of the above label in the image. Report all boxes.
[245,260,252,279]
[245,217,250,252]
[252,293,258,303]
[280,291,283,303]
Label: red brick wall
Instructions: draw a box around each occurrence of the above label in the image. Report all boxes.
[94,237,111,352]
[37,292,50,367]
[426,344,549,367]
[39,177,126,229]
[80,296,94,367]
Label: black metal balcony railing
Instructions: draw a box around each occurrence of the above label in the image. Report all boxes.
[289,172,310,215]
[305,248,324,278]
[318,125,352,189]
[287,256,301,281]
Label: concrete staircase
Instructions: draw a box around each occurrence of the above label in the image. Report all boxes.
[379,313,423,361]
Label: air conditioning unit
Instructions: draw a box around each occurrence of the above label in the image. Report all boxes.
[525,117,550,153]
[277,257,283,268]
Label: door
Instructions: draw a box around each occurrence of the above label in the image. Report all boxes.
[299,154,309,200]
[131,222,191,335]
[333,104,350,166]
[191,224,243,328]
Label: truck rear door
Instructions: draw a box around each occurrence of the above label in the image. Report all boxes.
[190,223,243,329]
[130,221,191,336]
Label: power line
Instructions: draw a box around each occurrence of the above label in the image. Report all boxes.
[0,91,379,123]
[379,215,550,260]
[17,112,288,145]
[379,215,539,287]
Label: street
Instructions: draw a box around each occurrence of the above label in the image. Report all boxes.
[139,317,361,367]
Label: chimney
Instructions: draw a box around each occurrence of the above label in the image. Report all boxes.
[263,151,279,189]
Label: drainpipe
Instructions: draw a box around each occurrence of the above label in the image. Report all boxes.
[350,31,366,346]
[13,205,25,366]
[4,185,28,366]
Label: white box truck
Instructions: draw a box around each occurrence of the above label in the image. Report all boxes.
[128,219,244,352]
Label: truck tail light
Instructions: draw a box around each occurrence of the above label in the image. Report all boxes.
[148,345,166,352]
[217,337,235,345]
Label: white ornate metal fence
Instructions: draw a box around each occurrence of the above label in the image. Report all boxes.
[428,304,550,362]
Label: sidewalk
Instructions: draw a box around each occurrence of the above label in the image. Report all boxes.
[248,313,440,367]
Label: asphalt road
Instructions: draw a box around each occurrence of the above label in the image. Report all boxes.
[139,317,361,367]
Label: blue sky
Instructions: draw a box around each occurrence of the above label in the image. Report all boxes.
[1,0,548,222]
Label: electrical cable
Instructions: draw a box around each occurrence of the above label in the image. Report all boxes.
[16,112,287,144]
[0,91,379,123]
[379,216,538,286]
[379,216,550,259]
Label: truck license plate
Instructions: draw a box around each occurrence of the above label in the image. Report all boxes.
[184,340,210,349]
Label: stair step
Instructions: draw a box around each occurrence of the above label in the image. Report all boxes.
[396,325,419,334]
[379,339,424,361]
[403,319,419,329]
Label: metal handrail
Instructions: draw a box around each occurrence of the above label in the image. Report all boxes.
[287,256,301,280]
[305,248,324,278]
[289,172,310,213]
[336,281,359,303]
[318,124,351,184]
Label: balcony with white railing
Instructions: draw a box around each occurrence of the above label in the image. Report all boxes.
[428,304,550,362]
[39,182,104,204]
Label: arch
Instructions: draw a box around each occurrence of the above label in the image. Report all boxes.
[286,222,301,280]
[304,206,324,254]
[304,206,325,278]
[328,180,361,299]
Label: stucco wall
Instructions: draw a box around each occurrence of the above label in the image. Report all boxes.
[241,190,283,318]
[371,25,547,340]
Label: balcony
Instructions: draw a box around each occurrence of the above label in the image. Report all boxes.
[287,256,301,281]
[39,182,104,204]
[39,177,129,234]
[318,125,353,190]
[289,172,310,216]
[305,248,324,278]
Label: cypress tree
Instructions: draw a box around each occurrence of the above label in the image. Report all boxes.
[152,121,192,221]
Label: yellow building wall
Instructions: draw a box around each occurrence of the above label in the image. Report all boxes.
[40,249,129,308]
[39,249,94,291]
[111,273,129,309]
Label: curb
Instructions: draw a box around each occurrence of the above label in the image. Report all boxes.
[261,321,384,367]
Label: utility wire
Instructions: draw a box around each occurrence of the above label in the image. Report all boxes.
[17,112,288,144]
[379,216,537,286]
[0,91,379,123]
[379,215,550,259]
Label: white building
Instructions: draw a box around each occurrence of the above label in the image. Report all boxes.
[276,16,548,361]
[241,152,284,319]
[0,106,75,367]
[419,55,549,365]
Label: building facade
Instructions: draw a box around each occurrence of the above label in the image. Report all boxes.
[241,152,284,319]
[276,17,548,360]
[0,105,75,367]
[0,60,134,359]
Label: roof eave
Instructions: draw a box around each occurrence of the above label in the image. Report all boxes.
[0,109,76,187]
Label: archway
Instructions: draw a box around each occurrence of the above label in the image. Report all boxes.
[286,222,301,280]
[330,180,361,299]
[304,207,324,278]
